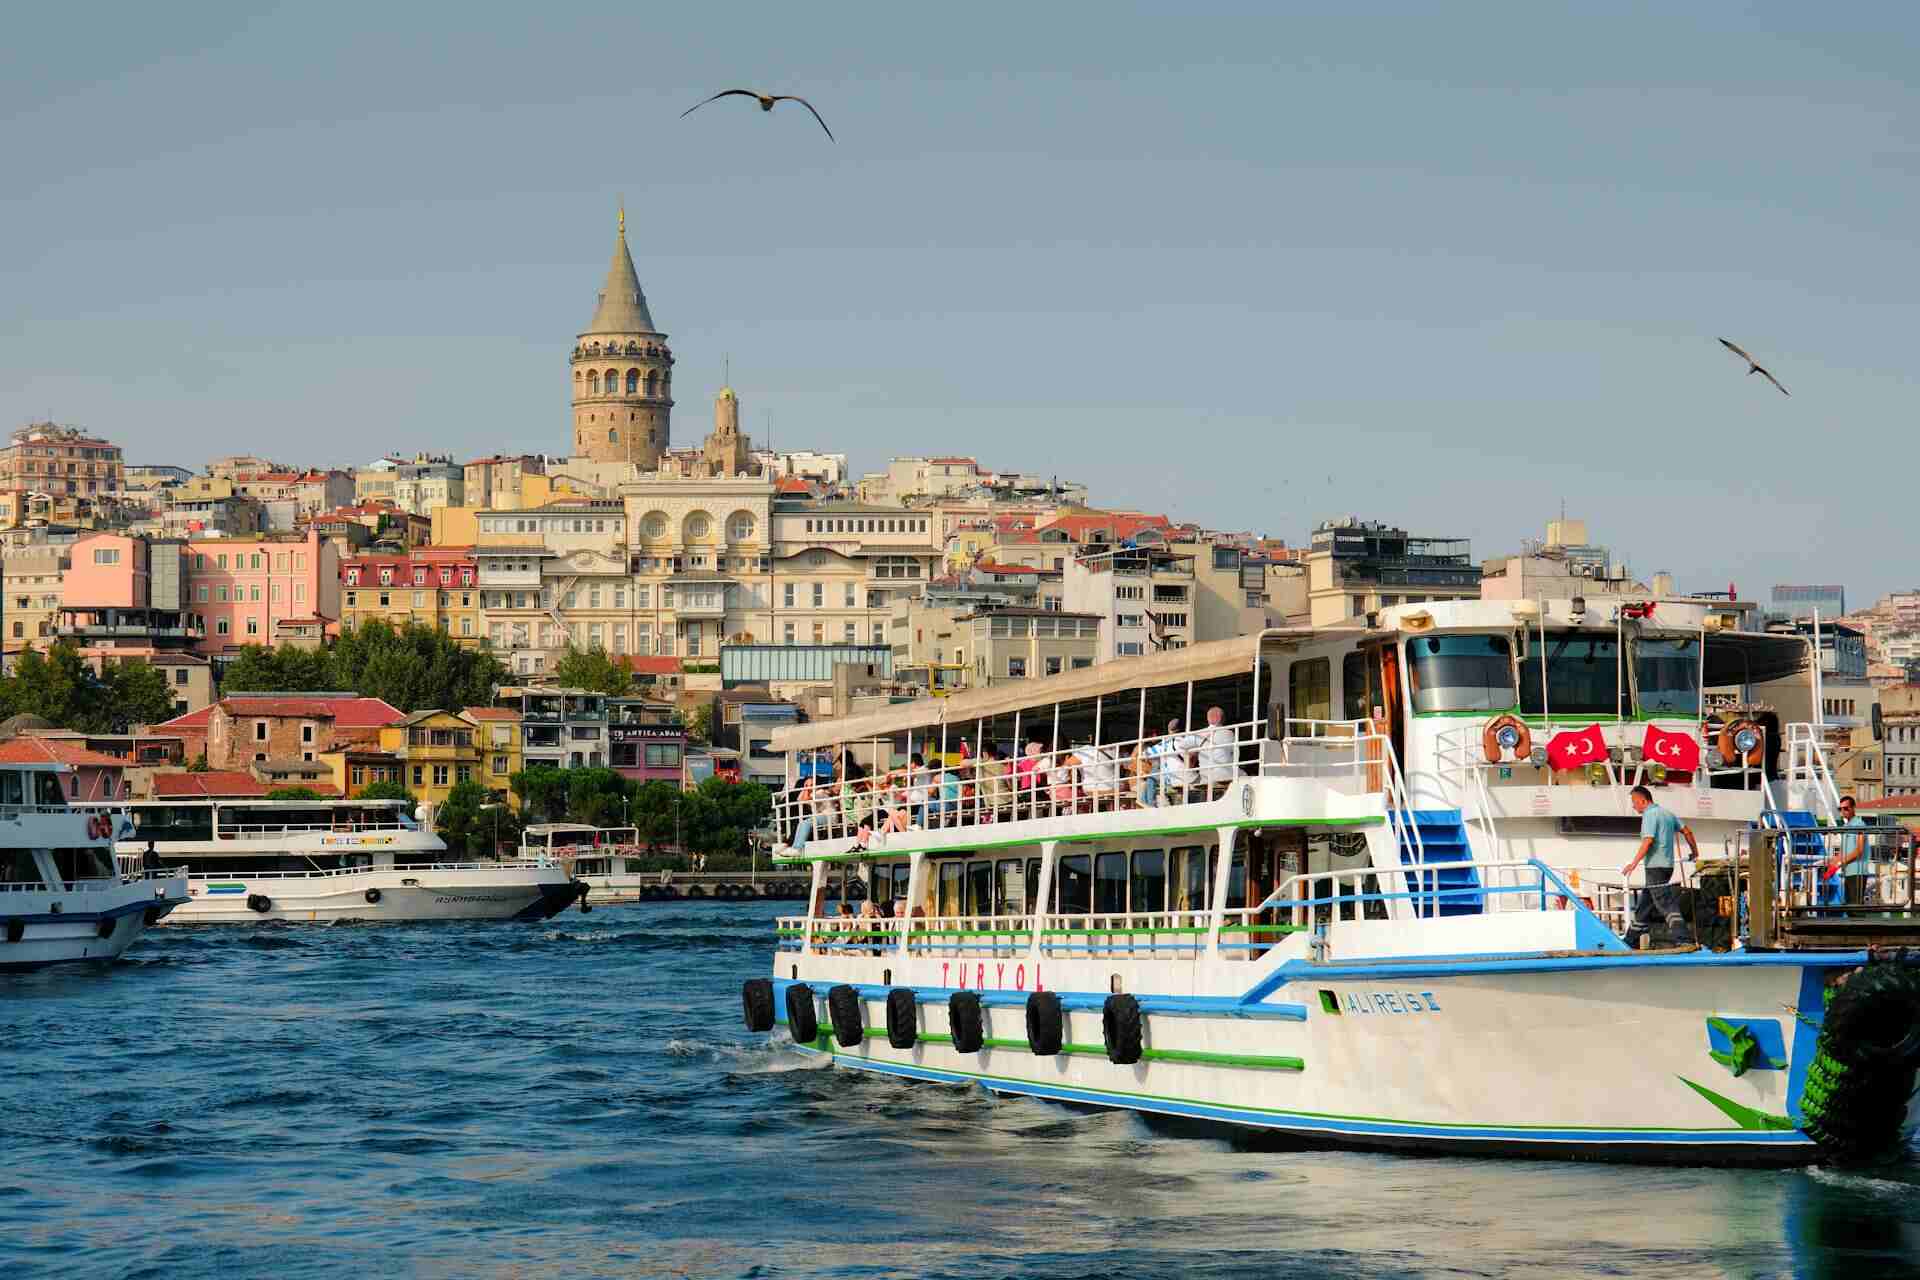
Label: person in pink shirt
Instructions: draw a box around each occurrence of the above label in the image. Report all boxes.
[1015,741,1044,819]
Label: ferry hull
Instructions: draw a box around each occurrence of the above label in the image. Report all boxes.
[167,865,581,924]
[769,953,1915,1167]
[0,877,189,972]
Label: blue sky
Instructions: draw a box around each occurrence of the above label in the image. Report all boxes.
[2,2,1913,602]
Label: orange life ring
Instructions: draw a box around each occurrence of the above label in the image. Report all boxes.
[1482,714,1532,764]
[1718,719,1765,769]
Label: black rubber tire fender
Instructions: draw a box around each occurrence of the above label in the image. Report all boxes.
[827,983,864,1048]
[1821,964,1920,1070]
[785,982,818,1045]
[364,888,382,905]
[1026,991,1064,1056]
[3,919,21,944]
[885,987,918,1049]
[948,990,984,1053]
[95,917,116,940]
[246,894,271,914]
[742,977,775,1033]
[1103,993,1143,1065]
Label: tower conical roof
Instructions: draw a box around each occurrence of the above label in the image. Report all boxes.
[584,213,656,335]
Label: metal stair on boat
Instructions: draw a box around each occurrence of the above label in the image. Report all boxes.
[1398,809,1483,917]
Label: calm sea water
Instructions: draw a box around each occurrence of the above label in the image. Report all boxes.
[4,899,1919,1280]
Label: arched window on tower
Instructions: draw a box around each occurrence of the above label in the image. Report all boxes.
[644,371,659,396]
[604,368,618,394]
[625,369,639,395]
[587,371,600,394]
[609,428,619,442]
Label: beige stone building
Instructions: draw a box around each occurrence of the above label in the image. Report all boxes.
[463,455,545,510]
[572,210,673,467]
[1306,518,1482,626]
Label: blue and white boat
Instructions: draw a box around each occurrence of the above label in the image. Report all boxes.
[742,602,1920,1165]
[1,761,187,970]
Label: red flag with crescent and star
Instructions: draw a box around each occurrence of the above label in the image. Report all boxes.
[1545,724,1607,771]
[1642,723,1701,772]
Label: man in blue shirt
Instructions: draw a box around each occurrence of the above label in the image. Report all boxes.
[1621,785,1699,949]
[1819,795,1871,907]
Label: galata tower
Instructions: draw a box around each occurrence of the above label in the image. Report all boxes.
[571,209,673,464]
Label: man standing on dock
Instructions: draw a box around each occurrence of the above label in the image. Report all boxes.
[1621,785,1698,949]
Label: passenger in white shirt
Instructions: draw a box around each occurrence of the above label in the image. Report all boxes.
[1073,741,1122,810]
[1148,719,1199,805]
[1198,705,1237,793]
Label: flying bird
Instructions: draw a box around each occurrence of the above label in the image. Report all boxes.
[680,89,834,141]
[1717,338,1790,397]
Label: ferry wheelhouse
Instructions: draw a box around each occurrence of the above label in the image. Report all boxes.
[100,798,584,924]
[1,763,186,970]
[743,602,1920,1165]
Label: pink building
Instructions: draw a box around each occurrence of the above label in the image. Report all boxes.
[183,529,341,656]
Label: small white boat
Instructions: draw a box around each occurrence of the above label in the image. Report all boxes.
[96,797,584,924]
[524,823,652,901]
[1,763,187,971]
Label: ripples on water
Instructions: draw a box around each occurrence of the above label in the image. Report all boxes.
[3,901,1918,1279]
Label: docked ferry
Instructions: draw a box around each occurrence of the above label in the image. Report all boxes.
[743,600,1920,1165]
[1,762,187,969]
[98,797,584,924]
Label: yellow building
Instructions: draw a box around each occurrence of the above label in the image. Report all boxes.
[338,548,481,647]
[463,707,523,807]
[377,710,482,808]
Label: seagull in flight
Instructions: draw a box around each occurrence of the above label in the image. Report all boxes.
[680,90,835,141]
[1717,338,1790,397]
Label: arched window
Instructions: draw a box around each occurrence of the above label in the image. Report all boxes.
[609,428,619,443]
[587,371,599,394]
[604,368,618,393]
[625,369,639,394]
[644,371,658,396]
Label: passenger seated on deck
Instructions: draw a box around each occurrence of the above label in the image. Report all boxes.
[784,780,821,853]
[1198,706,1238,798]
[858,898,885,953]
[1015,742,1045,819]
[1073,740,1121,812]
[1047,750,1079,815]
[979,744,1011,822]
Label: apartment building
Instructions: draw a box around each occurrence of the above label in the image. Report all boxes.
[182,529,340,657]
[493,686,608,770]
[0,423,124,500]
[476,498,636,675]
[2,538,71,655]
[340,547,480,645]
[1306,518,1482,626]
[1062,545,1198,659]
[608,698,686,787]
[766,500,942,650]
[462,706,523,804]
[156,693,404,770]
[55,532,214,714]
[394,457,465,515]
[463,455,546,510]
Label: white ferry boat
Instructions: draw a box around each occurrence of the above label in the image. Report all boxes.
[743,602,1920,1165]
[98,797,585,924]
[523,822,648,901]
[1,762,187,970]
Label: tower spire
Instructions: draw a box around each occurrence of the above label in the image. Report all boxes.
[618,197,625,239]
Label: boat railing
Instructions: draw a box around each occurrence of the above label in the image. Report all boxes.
[208,820,421,838]
[1730,825,1919,931]
[775,907,1301,959]
[774,717,1277,847]
[1433,717,1798,797]
[161,860,559,880]
[1256,857,1602,927]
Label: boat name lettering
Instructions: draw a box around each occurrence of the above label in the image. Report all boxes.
[434,895,515,904]
[1343,990,1441,1015]
[321,835,396,847]
[941,961,1042,992]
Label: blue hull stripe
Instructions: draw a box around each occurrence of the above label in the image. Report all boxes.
[799,1042,1811,1148]
[778,979,1305,1021]
[0,898,172,927]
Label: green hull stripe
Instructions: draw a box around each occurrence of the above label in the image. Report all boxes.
[1677,1077,1796,1131]
[775,816,1381,865]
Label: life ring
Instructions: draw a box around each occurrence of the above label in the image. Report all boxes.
[1025,991,1064,1056]
[1718,719,1766,769]
[827,983,864,1047]
[741,977,775,1032]
[364,888,382,905]
[1482,714,1532,765]
[1103,993,1143,1065]
[885,987,918,1049]
[948,990,984,1053]
[245,893,271,914]
[784,982,819,1045]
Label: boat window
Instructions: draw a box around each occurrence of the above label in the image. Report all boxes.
[1025,858,1041,912]
[1341,652,1370,722]
[1289,658,1331,724]
[966,860,993,915]
[1056,698,1097,753]
[1098,690,1143,746]
[1093,852,1127,913]
[1635,637,1701,716]
[1408,635,1516,713]
[997,858,1026,915]
[53,847,113,881]
[1225,848,1247,910]
[937,861,963,916]
[1170,845,1207,910]
[0,772,21,808]
[1055,854,1092,913]
[872,862,894,903]
[34,772,64,807]
[1191,672,1258,731]
[1130,849,1166,913]
[0,848,40,885]
[1519,631,1622,717]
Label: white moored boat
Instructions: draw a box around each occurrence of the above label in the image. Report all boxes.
[99,797,585,924]
[1,762,187,970]
[743,604,1920,1166]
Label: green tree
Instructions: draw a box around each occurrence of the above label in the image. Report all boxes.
[685,702,714,746]
[435,780,519,858]
[508,764,571,822]
[266,786,326,800]
[327,620,507,712]
[355,779,413,803]
[98,659,175,731]
[679,777,771,863]
[551,644,631,696]
[219,643,330,693]
[630,780,683,851]
[186,752,210,772]
[565,766,632,827]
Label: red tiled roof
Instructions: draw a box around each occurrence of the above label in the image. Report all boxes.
[154,695,405,731]
[775,477,812,494]
[461,707,520,721]
[1039,512,1172,541]
[1854,797,1920,810]
[622,656,684,676]
[152,771,268,798]
[0,738,127,768]
[928,457,978,466]
[972,560,1036,575]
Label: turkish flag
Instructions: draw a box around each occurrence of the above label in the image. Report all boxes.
[1642,724,1701,772]
[1546,724,1608,771]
